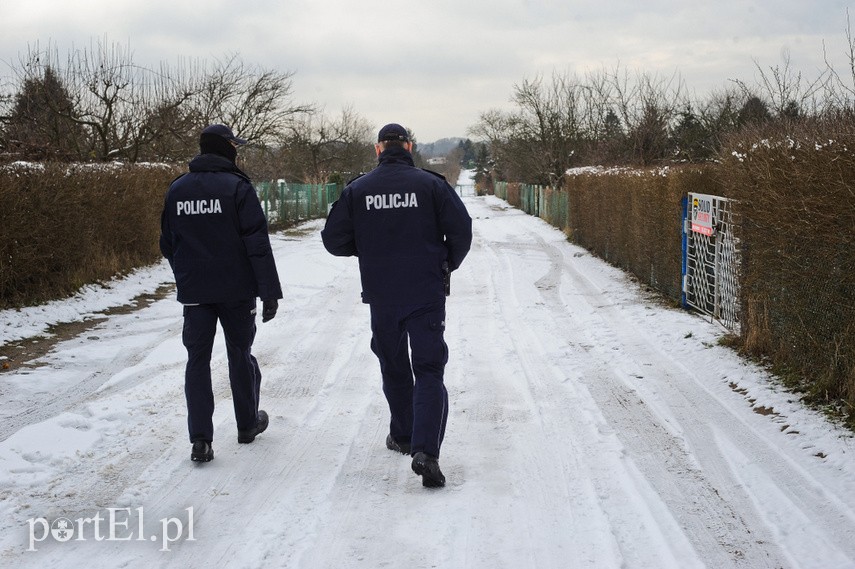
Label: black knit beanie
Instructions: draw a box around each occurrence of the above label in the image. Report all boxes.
[200,132,237,162]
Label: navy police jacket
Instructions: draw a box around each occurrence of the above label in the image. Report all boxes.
[159,153,282,305]
[321,146,472,305]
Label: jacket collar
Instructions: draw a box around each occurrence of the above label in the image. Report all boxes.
[378,145,415,167]
[189,153,251,180]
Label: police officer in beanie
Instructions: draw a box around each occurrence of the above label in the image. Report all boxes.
[160,124,282,463]
[321,123,472,487]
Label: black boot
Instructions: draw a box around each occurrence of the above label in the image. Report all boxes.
[411,452,445,488]
[238,410,269,443]
[386,434,411,455]
[191,440,214,462]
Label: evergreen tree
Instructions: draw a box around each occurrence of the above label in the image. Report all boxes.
[603,109,623,140]
[598,109,626,164]
[472,143,491,187]
[780,100,801,120]
[6,66,83,160]
[630,103,669,165]
[671,105,712,162]
[458,139,477,167]
[737,96,772,126]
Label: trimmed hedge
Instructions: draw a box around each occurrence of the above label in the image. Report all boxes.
[566,167,700,301]
[720,125,855,418]
[491,142,854,424]
[0,163,183,309]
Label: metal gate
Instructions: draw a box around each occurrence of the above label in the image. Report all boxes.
[682,193,740,331]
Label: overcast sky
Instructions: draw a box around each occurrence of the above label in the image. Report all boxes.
[2,0,854,142]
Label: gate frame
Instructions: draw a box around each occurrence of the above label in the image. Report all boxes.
[682,193,740,332]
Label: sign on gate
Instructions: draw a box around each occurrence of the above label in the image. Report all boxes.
[690,193,715,236]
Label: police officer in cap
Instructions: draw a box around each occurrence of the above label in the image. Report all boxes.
[160,124,282,463]
[321,123,472,487]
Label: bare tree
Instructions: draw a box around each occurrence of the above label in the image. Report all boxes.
[470,71,604,183]
[6,41,312,163]
[249,106,373,184]
[472,72,599,184]
[738,49,827,119]
[609,66,685,165]
[822,8,855,115]
[11,39,197,161]
[286,106,373,183]
[509,72,589,184]
[130,59,200,161]
[441,144,464,186]
[329,106,375,179]
[192,53,313,145]
[468,108,514,181]
[695,87,744,155]
[580,67,626,164]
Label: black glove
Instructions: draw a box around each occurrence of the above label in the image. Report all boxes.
[261,299,278,323]
[441,261,451,296]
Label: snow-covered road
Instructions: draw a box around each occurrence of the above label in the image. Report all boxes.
[1,182,854,568]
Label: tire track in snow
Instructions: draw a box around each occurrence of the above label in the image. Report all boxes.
[0,306,184,443]
[11,263,379,568]
[524,222,855,568]
[5,203,854,568]
[475,228,704,568]
[131,245,381,567]
[517,228,781,568]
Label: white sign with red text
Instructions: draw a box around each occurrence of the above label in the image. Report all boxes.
[690,194,714,236]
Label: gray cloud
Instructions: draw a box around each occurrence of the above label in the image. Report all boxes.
[2,0,853,141]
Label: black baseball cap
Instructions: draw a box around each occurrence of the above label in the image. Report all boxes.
[201,124,247,145]
[377,123,409,142]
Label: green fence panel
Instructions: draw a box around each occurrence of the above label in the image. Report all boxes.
[257,181,270,218]
[494,181,508,200]
[493,181,569,233]
[519,184,543,217]
[255,181,344,227]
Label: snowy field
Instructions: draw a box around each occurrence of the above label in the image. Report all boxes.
[1,172,854,568]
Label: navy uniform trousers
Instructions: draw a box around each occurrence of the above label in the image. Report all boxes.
[370,301,449,458]
[182,299,261,442]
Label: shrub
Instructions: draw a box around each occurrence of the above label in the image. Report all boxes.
[0,162,182,308]
[720,121,855,419]
[563,166,720,301]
